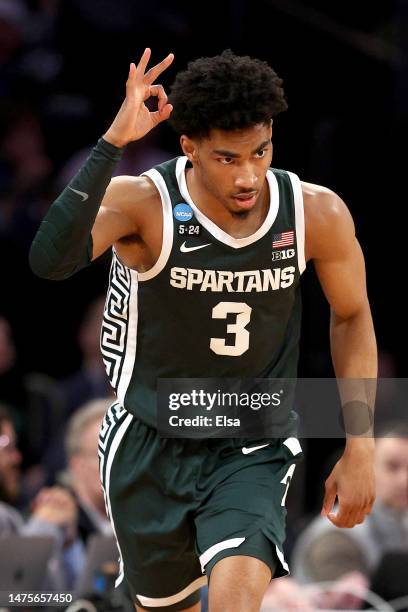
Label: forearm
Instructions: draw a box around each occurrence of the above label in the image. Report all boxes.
[330,305,377,446]
[29,137,123,280]
[330,305,377,379]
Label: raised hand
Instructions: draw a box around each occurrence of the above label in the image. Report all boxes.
[103,48,174,147]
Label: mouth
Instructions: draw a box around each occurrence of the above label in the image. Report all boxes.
[232,192,258,209]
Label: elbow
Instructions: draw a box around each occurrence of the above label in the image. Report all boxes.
[330,300,372,324]
[28,242,72,281]
[29,230,92,280]
[28,242,53,279]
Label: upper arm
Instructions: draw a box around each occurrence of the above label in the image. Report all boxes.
[304,187,369,320]
[91,175,157,260]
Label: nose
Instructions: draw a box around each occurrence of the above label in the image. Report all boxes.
[233,165,257,191]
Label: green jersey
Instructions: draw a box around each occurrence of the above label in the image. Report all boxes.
[100,156,306,429]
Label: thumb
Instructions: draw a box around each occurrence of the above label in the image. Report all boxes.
[321,479,337,516]
[151,103,173,126]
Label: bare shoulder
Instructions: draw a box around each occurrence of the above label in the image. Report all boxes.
[301,181,356,261]
[98,173,162,240]
[104,174,161,212]
[92,174,162,259]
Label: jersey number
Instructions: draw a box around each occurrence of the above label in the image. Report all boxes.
[210,302,252,356]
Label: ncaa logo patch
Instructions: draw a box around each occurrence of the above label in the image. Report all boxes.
[173,203,193,222]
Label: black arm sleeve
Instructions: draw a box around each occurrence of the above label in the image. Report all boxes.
[29,137,124,280]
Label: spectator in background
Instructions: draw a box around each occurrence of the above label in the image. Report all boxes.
[62,398,112,544]
[0,111,52,199]
[0,403,78,588]
[0,316,26,428]
[43,296,113,481]
[55,398,113,588]
[261,576,315,610]
[291,422,408,607]
[0,110,54,253]
[0,403,22,515]
[59,295,113,418]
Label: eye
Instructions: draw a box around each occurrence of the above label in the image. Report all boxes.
[255,149,267,158]
[219,157,234,165]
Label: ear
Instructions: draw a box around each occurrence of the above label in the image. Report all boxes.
[180,135,199,163]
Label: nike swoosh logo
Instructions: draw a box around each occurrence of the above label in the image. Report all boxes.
[180,242,211,253]
[69,187,89,201]
[242,443,270,455]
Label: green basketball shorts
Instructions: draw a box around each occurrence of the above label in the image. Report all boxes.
[98,401,303,610]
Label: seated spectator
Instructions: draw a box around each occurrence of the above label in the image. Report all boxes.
[62,398,113,543]
[291,422,408,606]
[0,403,78,588]
[56,398,113,588]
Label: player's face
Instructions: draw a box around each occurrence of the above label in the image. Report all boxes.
[184,122,273,214]
[375,437,408,509]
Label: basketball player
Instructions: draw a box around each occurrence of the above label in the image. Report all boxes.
[29,49,377,612]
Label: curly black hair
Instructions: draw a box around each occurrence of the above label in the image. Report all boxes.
[168,49,288,138]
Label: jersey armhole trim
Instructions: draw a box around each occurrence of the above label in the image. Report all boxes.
[287,171,306,275]
[138,168,174,281]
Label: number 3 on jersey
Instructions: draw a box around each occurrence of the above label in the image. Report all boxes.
[210,302,252,356]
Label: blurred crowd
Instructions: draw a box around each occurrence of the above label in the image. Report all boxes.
[1,0,408,610]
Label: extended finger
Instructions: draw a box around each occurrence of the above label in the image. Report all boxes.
[148,84,168,112]
[125,63,138,102]
[144,53,174,85]
[135,47,152,77]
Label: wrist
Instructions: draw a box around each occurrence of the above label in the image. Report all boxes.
[102,131,127,148]
[344,437,375,455]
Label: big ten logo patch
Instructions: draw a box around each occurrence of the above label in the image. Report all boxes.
[271,248,295,262]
